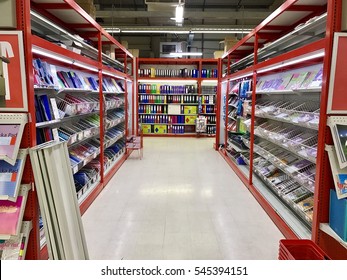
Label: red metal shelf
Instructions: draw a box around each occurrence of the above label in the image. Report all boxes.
[16,0,135,260]
[220,0,347,259]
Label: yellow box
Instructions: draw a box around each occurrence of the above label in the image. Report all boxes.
[142,124,152,134]
[154,125,167,134]
[184,105,197,115]
[185,116,197,125]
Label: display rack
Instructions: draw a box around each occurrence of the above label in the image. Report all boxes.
[137,58,219,139]
[219,0,347,259]
[5,0,134,260]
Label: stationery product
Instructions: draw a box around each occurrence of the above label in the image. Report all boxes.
[308,67,323,88]
[286,72,309,90]
[296,196,314,212]
[0,185,29,237]
[0,150,27,201]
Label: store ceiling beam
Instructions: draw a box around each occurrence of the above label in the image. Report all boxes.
[33,3,71,9]
[286,5,326,12]
[95,10,271,20]
[102,25,255,30]
[98,4,271,10]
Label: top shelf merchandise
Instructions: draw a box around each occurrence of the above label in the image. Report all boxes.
[138,58,218,79]
[220,0,347,259]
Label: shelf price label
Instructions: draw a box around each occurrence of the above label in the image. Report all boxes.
[0,31,28,112]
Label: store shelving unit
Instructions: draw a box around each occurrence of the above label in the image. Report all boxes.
[10,0,134,260]
[136,58,219,138]
[219,0,347,259]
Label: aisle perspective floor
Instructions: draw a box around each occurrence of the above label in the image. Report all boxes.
[82,138,284,260]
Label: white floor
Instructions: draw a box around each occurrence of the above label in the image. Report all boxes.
[82,138,284,260]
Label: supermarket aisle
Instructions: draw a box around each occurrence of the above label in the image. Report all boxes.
[82,138,284,260]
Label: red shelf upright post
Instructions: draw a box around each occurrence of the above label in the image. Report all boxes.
[248,34,258,186]
[215,58,222,150]
[97,32,105,184]
[312,0,347,259]
[14,0,41,260]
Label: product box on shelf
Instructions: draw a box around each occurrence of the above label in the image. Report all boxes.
[142,124,152,134]
[75,0,96,19]
[185,116,197,125]
[168,104,181,115]
[223,37,239,53]
[184,106,197,115]
[154,125,167,134]
[329,189,347,241]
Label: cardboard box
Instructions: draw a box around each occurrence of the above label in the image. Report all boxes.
[329,189,347,241]
[121,41,129,49]
[128,49,140,57]
[76,1,96,19]
[76,0,94,5]
[214,51,224,59]
[154,125,167,134]
[0,0,16,28]
[184,105,197,115]
[223,37,239,53]
[342,0,347,31]
[185,116,197,125]
[142,124,152,134]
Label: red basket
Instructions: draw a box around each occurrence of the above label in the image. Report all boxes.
[279,239,330,260]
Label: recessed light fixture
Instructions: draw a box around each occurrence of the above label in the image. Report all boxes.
[174,4,184,23]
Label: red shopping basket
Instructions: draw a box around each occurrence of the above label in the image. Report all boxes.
[279,239,330,260]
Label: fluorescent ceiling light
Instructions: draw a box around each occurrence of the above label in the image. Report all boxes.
[121,30,190,34]
[32,46,98,72]
[105,27,251,35]
[174,4,184,23]
[170,52,203,57]
[192,28,252,34]
[104,28,121,33]
[257,50,325,74]
[229,72,253,81]
[32,47,72,64]
[102,70,125,80]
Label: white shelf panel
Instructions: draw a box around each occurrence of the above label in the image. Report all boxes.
[320,223,347,249]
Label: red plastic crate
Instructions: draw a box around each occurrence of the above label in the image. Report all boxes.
[279,239,330,260]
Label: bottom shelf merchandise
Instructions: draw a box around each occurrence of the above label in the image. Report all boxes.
[104,139,126,172]
[241,152,314,226]
[0,221,33,260]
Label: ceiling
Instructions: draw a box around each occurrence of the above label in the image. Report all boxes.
[92,0,286,57]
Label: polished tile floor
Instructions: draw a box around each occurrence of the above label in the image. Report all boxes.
[82,138,284,260]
